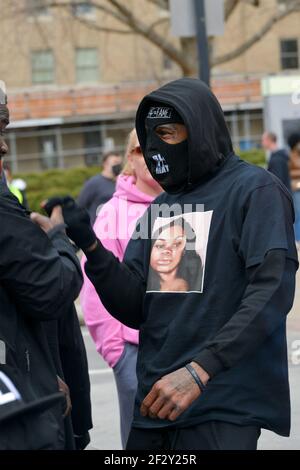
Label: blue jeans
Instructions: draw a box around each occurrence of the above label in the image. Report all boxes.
[293,190,300,241]
[113,343,138,449]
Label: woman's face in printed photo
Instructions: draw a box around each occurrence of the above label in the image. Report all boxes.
[150,225,186,274]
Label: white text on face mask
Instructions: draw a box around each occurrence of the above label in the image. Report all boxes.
[152,154,169,174]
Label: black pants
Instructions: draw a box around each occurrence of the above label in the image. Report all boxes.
[126,421,261,450]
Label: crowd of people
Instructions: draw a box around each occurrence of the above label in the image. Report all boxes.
[0,77,299,451]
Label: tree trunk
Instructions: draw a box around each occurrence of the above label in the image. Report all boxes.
[179,38,198,77]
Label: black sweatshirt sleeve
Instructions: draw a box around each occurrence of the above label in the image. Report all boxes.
[193,249,297,378]
[77,179,94,212]
[57,304,93,436]
[85,238,146,329]
[47,226,83,300]
[0,197,83,321]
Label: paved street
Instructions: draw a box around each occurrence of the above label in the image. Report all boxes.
[83,271,300,450]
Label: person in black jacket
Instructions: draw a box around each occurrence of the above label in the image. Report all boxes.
[31,210,93,450]
[46,79,298,451]
[57,304,93,449]
[262,131,291,191]
[0,89,85,449]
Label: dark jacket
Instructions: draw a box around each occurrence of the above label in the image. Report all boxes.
[77,174,116,225]
[44,297,93,449]
[44,225,93,450]
[267,149,291,192]
[57,304,93,449]
[0,183,83,449]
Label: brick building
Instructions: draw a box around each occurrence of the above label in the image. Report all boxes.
[1,0,300,172]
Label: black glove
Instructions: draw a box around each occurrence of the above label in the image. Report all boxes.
[42,197,65,217]
[43,196,97,252]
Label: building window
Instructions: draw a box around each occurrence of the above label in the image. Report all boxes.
[83,125,102,166]
[280,39,299,70]
[39,135,58,169]
[277,0,294,11]
[76,48,99,83]
[31,50,55,84]
[27,0,50,17]
[72,2,95,17]
[225,109,263,151]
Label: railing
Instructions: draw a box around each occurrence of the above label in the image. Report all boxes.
[212,76,262,105]
[8,82,158,121]
[8,77,263,122]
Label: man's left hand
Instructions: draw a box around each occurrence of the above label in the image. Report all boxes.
[57,375,72,418]
[140,362,209,422]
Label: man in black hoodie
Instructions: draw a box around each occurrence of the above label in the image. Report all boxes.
[48,78,298,450]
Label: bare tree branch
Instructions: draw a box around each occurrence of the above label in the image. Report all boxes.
[45,0,130,24]
[225,0,260,21]
[245,0,260,6]
[147,16,169,33]
[213,0,300,66]
[5,1,129,24]
[71,15,133,34]
[146,0,169,10]
[5,0,191,75]
[225,0,240,21]
[49,1,169,35]
[105,0,193,74]
[7,0,300,77]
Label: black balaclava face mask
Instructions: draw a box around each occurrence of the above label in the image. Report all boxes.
[144,104,189,194]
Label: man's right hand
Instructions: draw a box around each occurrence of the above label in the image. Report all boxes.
[30,206,64,233]
[42,196,97,252]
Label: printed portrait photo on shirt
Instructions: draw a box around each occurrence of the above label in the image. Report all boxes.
[147,211,213,293]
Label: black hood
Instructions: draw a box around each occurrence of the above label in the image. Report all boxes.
[135,78,233,190]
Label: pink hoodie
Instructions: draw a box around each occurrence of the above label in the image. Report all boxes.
[80,174,155,368]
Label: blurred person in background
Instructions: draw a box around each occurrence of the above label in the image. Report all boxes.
[2,162,23,204]
[77,150,123,225]
[288,132,300,247]
[2,161,29,208]
[80,129,162,448]
[262,131,291,192]
[11,177,28,209]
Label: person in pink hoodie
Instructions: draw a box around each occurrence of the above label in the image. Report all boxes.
[80,129,162,448]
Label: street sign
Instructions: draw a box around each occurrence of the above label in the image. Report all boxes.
[0,80,7,105]
[170,0,224,37]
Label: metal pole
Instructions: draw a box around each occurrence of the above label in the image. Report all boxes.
[8,132,18,173]
[55,127,64,169]
[194,0,210,86]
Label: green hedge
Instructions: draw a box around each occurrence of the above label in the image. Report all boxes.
[238,149,266,167]
[16,149,266,213]
[16,166,101,213]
